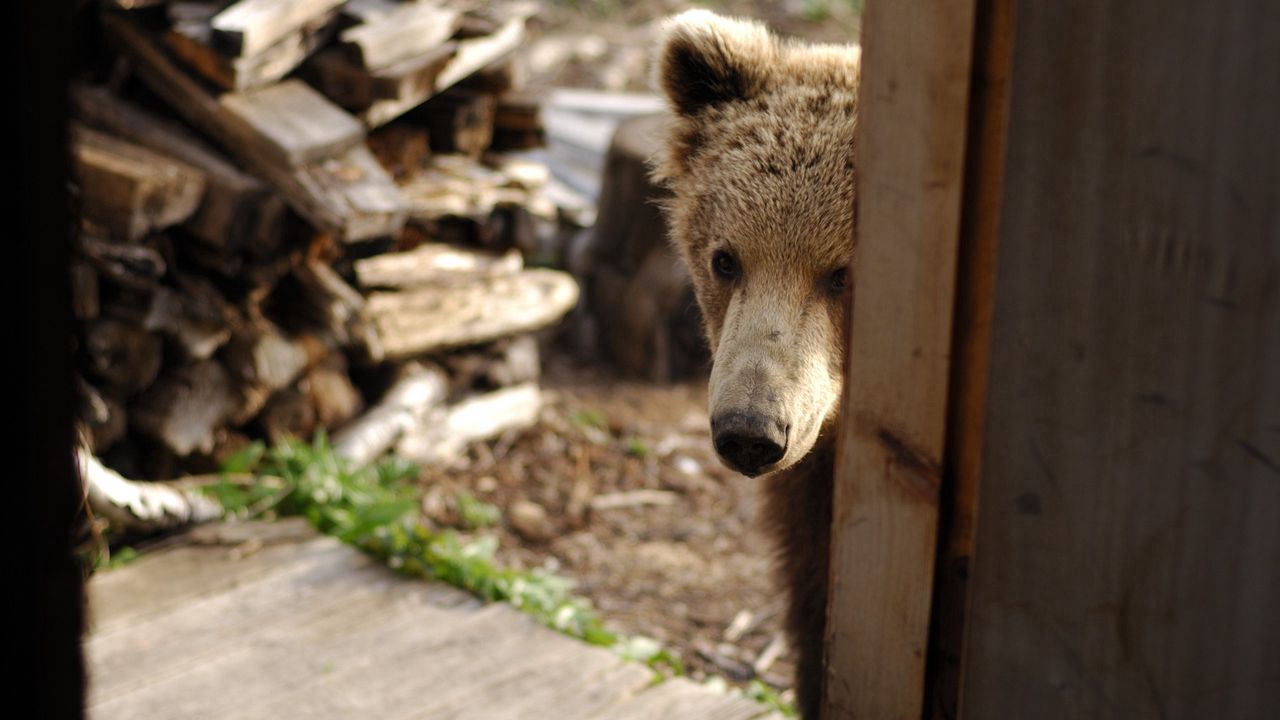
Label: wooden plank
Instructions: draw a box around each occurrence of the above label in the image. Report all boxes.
[210,0,345,57]
[824,1,977,719]
[167,4,339,91]
[282,143,408,241]
[88,548,378,698]
[91,597,501,720]
[362,14,526,129]
[103,13,406,242]
[87,519,323,631]
[364,268,579,359]
[338,0,461,71]
[219,80,365,167]
[72,85,284,251]
[958,2,1280,718]
[72,125,206,241]
[86,522,772,719]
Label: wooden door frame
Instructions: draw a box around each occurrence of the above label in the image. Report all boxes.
[823,1,1015,717]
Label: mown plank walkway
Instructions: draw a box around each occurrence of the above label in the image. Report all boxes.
[85,519,781,720]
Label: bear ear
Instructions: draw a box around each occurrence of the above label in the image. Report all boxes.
[656,10,777,117]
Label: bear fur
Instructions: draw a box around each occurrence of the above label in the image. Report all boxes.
[651,10,860,719]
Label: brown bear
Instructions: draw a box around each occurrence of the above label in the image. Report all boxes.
[651,10,859,719]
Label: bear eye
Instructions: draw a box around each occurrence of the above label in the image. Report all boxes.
[712,250,740,281]
[827,267,849,295]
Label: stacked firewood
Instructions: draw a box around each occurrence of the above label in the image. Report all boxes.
[74,0,587,503]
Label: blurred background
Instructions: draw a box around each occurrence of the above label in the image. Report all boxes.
[66,0,864,713]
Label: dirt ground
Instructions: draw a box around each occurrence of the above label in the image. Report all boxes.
[418,351,798,696]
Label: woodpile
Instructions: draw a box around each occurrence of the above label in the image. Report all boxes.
[73,1,588,505]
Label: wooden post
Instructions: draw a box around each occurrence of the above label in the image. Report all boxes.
[926,1,1016,717]
[824,2,979,717]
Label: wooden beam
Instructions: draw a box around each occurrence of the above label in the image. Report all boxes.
[925,1,1015,717]
[824,2,978,718]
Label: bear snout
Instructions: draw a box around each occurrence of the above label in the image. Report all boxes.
[711,411,789,476]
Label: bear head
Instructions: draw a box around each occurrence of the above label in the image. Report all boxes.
[653,10,859,477]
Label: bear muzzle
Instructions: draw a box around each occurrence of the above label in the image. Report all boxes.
[711,410,789,477]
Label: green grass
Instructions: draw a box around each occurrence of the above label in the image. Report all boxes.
[207,434,792,716]
[209,435,679,672]
[455,490,501,529]
[93,545,140,571]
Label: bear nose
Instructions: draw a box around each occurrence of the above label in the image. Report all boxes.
[712,412,788,476]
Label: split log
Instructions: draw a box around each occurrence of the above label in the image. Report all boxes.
[78,378,128,453]
[222,319,310,392]
[350,13,527,129]
[395,383,541,466]
[386,13,524,120]
[366,124,431,181]
[305,43,457,123]
[257,388,317,443]
[398,155,532,223]
[80,447,224,532]
[167,3,339,91]
[104,14,407,242]
[143,283,234,360]
[72,125,206,241]
[71,262,100,320]
[364,268,579,359]
[209,0,346,58]
[442,334,541,394]
[72,85,284,253]
[414,89,497,157]
[300,359,364,430]
[82,317,164,396]
[331,361,449,468]
[352,242,522,290]
[132,360,239,456]
[338,1,461,71]
[289,260,382,357]
[491,92,545,151]
[282,144,409,241]
[78,234,167,289]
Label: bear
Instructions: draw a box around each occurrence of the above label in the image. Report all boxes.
[650,10,859,719]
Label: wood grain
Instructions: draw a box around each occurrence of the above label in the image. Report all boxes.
[960,2,1280,717]
[824,1,978,717]
[85,521,779,720]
